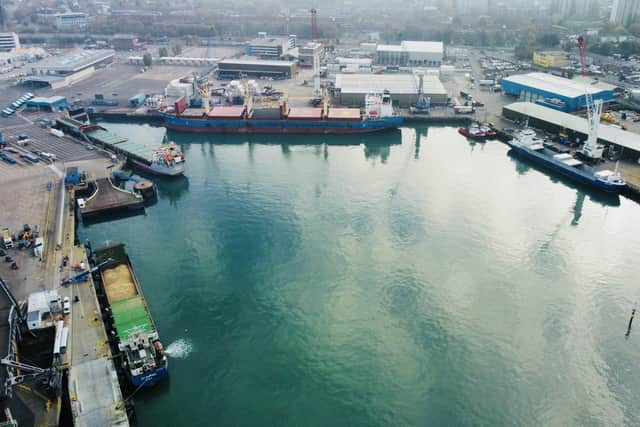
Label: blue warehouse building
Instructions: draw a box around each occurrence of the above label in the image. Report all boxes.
[501,72,614,112]
[26,96,68,112]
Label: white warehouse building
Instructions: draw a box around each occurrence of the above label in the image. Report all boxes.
[376,41,444,67]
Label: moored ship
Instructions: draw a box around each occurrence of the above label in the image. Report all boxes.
[458,122,497,140]
[161,84,402,134]
[95,243,168,387]
[129,143,185,177]
[507,128,625,193]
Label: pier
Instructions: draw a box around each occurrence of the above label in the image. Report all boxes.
[79,178,144,219]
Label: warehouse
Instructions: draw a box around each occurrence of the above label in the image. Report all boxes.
[25,49,114,88]
[501,72,614,112]
[335,73,448,107]
[376,41,444,67]
[25,96,68,111]
[217,59,296,79]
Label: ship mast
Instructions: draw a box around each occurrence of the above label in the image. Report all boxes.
[196,79,210,115]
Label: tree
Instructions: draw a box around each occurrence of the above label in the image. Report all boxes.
[158,47,168,57]
[172,44,182,56]
[142,52,152,68]
[537,33,560,47]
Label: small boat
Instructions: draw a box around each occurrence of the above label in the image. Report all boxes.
[129,143,185,177]
[458,122,496,140]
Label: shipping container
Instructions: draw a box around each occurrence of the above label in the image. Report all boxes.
[174,96,187,115]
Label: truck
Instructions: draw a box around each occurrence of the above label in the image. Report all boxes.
[2,228,12,249]
[50,128,64,138]
[454,105,475,114]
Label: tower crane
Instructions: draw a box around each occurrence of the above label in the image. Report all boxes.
[577,36,604,160]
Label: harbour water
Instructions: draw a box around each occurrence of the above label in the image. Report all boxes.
[81,123,640,426]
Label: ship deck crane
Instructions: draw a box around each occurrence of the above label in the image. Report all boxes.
[577,36,604,160]
[61,258,113,285]
[196,79,211,115]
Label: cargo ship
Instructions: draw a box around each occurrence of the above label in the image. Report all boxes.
[161,87,402,134]
[507,128,626,193]
[128,143,185,177]
[95,243,168,387]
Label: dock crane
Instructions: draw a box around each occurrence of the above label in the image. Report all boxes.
[577,36,604,160]
[1,358,58,399]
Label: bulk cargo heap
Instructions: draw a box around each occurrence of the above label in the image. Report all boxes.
[95,243,168,387]
[161,82,403,135]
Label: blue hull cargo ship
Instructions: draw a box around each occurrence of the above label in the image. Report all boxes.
[162,90,403,135]
[507,128,626,193]
[95,243,168,387]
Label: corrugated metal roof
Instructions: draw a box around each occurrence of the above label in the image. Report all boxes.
[335,73,447,95]
[503,72,613,99]
[218,58,295,67]
[504,102,640,152]
[401,41,444,53]
[32,49,115,72]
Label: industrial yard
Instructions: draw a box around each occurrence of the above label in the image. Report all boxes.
[1,1,640,426]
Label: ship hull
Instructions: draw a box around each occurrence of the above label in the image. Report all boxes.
[162,115,403,135]
[129,365,168,387]
[507,143,626,193]
[130,159,185,177]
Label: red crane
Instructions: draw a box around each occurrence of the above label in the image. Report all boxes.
[577,36,588,76]
[311,8,318,40]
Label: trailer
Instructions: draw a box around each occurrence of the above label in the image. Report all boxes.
[454,105,475,114]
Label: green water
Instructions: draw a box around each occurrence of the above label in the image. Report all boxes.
[82,123,640,426]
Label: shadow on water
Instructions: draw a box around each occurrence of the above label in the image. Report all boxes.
[506,149,621,208]
[80,209,147,226]
[155,175,190,203]
[167,128,402,147]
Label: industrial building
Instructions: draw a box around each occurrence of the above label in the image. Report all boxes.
[112,34,142,51]
[533,51,570,69]
[244,33,296,59]
[217,59,296,79]
[501,72,614,112]
[298,42,323,68]
[55,12,88,29]
[335,73,448,107]
[25,96,68,112]
[0,32,19,52]
[24,49,115,88]
[503,102,640,158]
[376,41,444,67]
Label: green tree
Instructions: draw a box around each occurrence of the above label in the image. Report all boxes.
[158,47,168,57]
[142,52,152,67]
[515,42,532,60]
[172,44,183,56]
[537,33,560,47]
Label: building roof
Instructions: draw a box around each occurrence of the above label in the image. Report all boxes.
[248,36,290,46]
[502,72,613,99]
[377,41,444,54]
[218,58,295,67]
[335,73,447,95]
[504,102,640,153]
[377,44,404,52]
[27,96,67,106]
[401,41,444,53]
[32,49,114,73]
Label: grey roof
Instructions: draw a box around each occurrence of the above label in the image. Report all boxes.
[32,49,115,73]
[376,41,444,54]
[503,72,613,99]
[335,73,447,95]
[218,58,295,67]
[504,102,640,152]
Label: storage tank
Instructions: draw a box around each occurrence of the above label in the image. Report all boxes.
[166,78,193,100]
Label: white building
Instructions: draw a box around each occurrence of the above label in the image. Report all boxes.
[376,41,444,67]
[610,0,640,25]
[0,33,20,53]
[27,290,61,330]
[245,33,296,59]
[55,12,88,29]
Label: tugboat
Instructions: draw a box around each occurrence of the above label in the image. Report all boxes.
[458,122,497,140]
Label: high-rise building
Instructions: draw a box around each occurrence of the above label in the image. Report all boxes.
[610,0,640,25]
[557,0,596,18]
[454,0,490,14]
[0,32,19,52]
